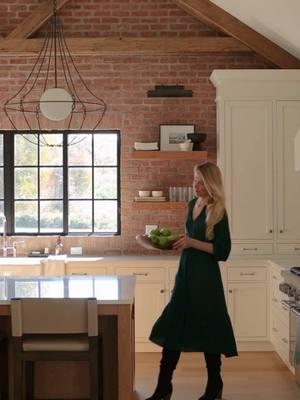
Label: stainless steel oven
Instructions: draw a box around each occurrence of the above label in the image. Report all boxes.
[291,306,300,386]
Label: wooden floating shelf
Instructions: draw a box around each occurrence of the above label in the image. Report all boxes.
[132,202,187,210]
[131,150,207,160]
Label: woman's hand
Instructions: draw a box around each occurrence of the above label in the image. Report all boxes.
[172,235,194,250]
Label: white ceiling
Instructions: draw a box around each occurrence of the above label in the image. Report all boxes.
[210,0,300,59]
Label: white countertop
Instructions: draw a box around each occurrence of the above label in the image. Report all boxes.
[0,275,136,305]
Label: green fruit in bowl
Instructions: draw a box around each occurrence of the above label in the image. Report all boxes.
[157,236,171,248]
[150,228,160,236]
[150,235,159,244]
[160,228,171,237]
[167,234,179,242]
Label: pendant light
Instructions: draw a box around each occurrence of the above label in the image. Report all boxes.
[4,0,107,147]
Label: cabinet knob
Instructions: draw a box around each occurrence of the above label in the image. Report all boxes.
[160,289,165,293]
[228,290,233,293]
[269,229,273,233]
[279,230,283,233]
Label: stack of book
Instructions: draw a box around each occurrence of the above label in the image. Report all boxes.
[134,142,159,151]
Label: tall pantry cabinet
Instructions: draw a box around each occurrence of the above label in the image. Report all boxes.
[210,70,300,256]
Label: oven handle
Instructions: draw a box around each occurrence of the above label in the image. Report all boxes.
[291,307,300,317]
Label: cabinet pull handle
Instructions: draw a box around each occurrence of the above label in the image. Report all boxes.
[269,229,273,233]
[272,327,278,332]
[279,230,283,233]
[294,247,300,251]
[272,275,277,280]
[240,272,255,276]
[282,338,288,344]
[160,289,165,294]
[272,298,278,302]
[228,290,233,293]
[242,247,258,251]
[133,272,149,276]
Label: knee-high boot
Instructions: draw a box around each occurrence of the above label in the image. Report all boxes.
[145,347,181,400]
[198,353,223,400]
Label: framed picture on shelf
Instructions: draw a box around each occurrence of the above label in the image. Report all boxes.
[160,124,195,151]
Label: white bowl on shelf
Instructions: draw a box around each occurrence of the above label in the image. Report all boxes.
[152,191,163,197]
[138,190,151,197]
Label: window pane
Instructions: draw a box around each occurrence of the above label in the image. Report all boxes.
[69,200,92,232]
[0,202,4,234]
[40,134,63,165]
[15,281,39,297]
[94,201,118,233]
[15,168,38,199]
[68,134,92,166]
[40,168,63,199]
[0,135,3,165]
[69,168,92,199]
[40,201,63,232]
[0,168,3,198]
[15,201,38,232]
[40,281,64,297]
[94,134,117,165]
[69,277,93,297]
[15,134,38,166]
[94,168,117,199]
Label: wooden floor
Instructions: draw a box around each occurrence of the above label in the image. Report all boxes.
[134,352,300,400]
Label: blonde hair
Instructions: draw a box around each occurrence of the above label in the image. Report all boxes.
[194,162,226,240]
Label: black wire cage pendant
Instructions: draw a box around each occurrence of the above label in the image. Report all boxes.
[4,0,107,147]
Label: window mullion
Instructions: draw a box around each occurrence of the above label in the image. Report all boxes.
[63,133,68,234]
[4,132,15,235]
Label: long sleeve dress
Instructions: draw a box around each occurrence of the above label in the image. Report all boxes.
[149,199,238,357]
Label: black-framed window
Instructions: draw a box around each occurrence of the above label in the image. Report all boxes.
[0,131,121,235]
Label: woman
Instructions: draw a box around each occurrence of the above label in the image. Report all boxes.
[146,162,238,400]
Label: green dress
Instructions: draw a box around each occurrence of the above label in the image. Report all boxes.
[149,199,238,357]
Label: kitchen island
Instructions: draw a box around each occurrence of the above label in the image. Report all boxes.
[0,274,136,400]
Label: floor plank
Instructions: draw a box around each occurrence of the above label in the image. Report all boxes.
[134,352,300,400]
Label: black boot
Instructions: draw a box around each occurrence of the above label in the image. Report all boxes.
[145,347,181,400]
[198,353,223,400]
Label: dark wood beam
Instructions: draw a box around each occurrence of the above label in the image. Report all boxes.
[173,0,300,68]
[6,0,71,39]
[0,37,251,56]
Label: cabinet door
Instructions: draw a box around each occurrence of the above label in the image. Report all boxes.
[224,101,273,240]
[227,282,268,340]
[134,282,166,342]
[277,101,300,241]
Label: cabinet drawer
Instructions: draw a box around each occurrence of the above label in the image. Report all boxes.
[114,267,164,282]
[272,301,290,327]
[231,243,273,255]
[271,318,289,349]
[277,243,300,255]
[228,267,266,281]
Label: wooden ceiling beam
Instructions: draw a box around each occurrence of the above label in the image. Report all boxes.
[173,0,300,68]
[6,0,71,40]
[0,37,251,56]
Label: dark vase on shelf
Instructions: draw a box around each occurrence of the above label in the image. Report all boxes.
[187,133,207,151]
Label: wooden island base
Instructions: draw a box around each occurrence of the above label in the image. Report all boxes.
[0,303,135,400]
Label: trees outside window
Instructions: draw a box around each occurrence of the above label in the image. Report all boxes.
[0,131,120,235]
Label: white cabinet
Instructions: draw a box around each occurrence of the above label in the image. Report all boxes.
[210,70,300,256]
[114,266,166,352]
[227,266,269,342]
[276,101,300,243]
[223,100,273,242]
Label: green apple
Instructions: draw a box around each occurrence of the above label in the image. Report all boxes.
[158,236,170,248]
[150,228,160,236]
[150,235,159,244]
[167,234,179,242]
[160,228,171,237]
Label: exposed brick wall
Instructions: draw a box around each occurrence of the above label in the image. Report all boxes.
[0,1,271,255]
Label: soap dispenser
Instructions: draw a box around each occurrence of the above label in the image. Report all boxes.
[55,235,63,255]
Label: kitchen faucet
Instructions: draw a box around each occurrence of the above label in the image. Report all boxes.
[2,215,24,257]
